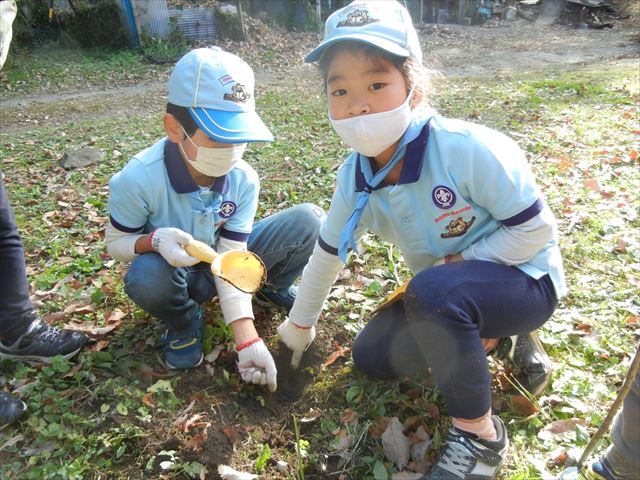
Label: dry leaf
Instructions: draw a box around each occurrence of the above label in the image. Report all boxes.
[340,408,358,426]
[511,395,540,416]
[382,417,411,471]
[409,427,432,461]
[141,393,155,408]
[538,418,587,441]
[369,416,391,438]
[184,432,208,451]
[221,425,242,449]
[334,434,355,452]
[320,340,351,370]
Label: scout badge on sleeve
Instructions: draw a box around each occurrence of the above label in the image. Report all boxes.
[185,240,266,293]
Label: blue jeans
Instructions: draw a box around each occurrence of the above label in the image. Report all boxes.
[123,203,325,331]
[0,172,35,340]
[352,260,558,419]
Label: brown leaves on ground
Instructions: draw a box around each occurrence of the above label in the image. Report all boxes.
[320,339,351,370]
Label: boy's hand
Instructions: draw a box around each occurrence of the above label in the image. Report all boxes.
[149,228,199,267]
[236,339,277,392]
[277,319,316,369]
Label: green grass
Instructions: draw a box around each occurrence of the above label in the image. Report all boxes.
[0,47,638,479]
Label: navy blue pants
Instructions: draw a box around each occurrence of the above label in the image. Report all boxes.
[352,260,557,419]
[0,172,34,340]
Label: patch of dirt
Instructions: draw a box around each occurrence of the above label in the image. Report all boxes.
[1,20,638,134]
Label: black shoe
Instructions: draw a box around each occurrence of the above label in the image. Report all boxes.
[0,318,89,363]
[494,331,552,397]
[421,416,508,479]
[0,392,27,431]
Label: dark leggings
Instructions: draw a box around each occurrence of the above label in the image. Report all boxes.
[0,172,34,340]
[352,260,557,419]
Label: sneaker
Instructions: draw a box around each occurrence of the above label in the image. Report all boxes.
[582,457,618,480]
[493,331,552,397]
[421,416,508,480]
[0,392,27,432]
[161,309,204,370]
[0,318,88,363]
[254,285,297,312]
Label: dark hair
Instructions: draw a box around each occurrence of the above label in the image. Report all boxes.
[318,41,430,102]
[166,103,199,137]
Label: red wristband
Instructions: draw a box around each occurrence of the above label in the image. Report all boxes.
[236,337,262,352]
[292,322,313,330]
[444,255,453,264]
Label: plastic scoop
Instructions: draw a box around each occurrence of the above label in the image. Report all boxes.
[184,240,266,293]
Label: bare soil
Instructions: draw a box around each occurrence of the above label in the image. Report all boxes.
[1,20,638,133]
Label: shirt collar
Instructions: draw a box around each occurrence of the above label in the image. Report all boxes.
[354,109,433,193]
[164,139,229,194]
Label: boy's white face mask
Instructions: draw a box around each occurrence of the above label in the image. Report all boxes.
[329,89,414,158]
[179,128,247,177]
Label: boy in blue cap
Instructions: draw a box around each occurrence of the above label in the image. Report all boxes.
[277,1,566,478]
[106,47,324,392]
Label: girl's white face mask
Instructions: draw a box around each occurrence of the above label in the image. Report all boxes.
[179,128,247,177]
[329,89,414,158]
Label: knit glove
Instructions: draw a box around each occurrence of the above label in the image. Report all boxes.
[149,228,199,267]
[236,338,277,392]
[277,319,316,369]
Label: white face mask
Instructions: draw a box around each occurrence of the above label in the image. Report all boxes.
[329,89,414,158]
[179,128,247,177]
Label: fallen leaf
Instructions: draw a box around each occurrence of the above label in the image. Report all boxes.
[320,340,351,370]
[584,179,600,192]
[369,416,391,438]
[409,426,431,461]
[511,395,540,416]
[334,433,355,452]
[184,433,208,451]
[340,408,358,426]
[141,393,155,408]
[87,339,110,351]
[538,418,587,441]
[625,316,639,325]
[221,425,242,449]
[382,417,410,471]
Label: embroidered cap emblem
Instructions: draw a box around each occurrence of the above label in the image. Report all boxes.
[219,201,237,218]
[224,84,251,103]
[432,185,456,209]
[337,7,379,28]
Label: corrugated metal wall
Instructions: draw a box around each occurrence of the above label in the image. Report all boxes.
[167,7,216,41]
[119,0,216,44]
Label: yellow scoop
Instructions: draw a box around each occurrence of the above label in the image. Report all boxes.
[184,240,266,294]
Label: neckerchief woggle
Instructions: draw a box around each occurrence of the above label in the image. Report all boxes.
[337,123,429,263]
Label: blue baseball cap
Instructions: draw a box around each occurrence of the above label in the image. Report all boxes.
[305,1,422,64]
[168,47,273,143]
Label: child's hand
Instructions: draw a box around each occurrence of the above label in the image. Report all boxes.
[277,319,316,369]
[236,339,277,392]
[149,227,200,267]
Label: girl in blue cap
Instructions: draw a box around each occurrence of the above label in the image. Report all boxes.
[278,1,567,478]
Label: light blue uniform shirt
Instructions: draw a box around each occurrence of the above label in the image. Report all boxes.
[319,109,567,298]
[108,138,259,245]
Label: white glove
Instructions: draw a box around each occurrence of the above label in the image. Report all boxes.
[277,319,316,369]
[149,227,199,267]
[237,339,277,392]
